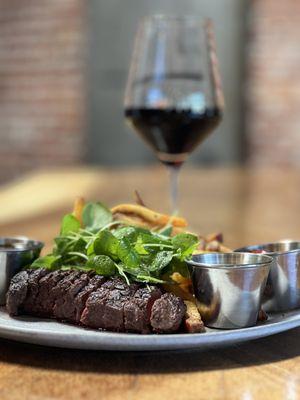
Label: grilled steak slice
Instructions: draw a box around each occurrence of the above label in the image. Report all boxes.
[25,270,69,316]
[150,293,186,333]
[6,270,30,315]
[53,272,90,322]
[22,268,48,314]
[80,278,139,331]
[124,286,162,333]
[52,270,81,319]
[74,275,106,322]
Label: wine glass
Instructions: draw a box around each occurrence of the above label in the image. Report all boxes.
[124,15,224,213]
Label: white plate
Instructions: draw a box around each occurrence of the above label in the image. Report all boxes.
[0,307,299,351]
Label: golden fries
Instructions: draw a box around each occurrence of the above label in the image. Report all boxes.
[111,204,187,228]
[161,272,194,302]
[184,300,205,333]
[72,197,85,225]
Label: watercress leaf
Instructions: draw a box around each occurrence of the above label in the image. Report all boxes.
[93,229,119,257]
[171,233,199,259]
[134,236,149,255]
[86,255,116,276]
[54,237,71,255]
[117,237,140,268]
[82,202,112,231]
[31,255,61,269]
[117,264,141,277]
[60,214,80,236]
[114,263,130,285]
[148,251,173,272]
[86,240,95,256]
[138,231,171,245]
[135,275,165,284]
[113,226,138,241]
[73,237,87,252]
[159,225,173,237]
[60,265,94,274]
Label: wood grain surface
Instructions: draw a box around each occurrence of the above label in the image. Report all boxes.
[0,166,299,400]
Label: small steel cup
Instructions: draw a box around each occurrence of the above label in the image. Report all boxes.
[235,241,300,312]
[187,253,272,329]
[0,237,44,305]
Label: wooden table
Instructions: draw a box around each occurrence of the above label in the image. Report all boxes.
[0,166,299,400]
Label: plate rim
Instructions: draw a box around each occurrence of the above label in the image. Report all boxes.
[0,307,299,351]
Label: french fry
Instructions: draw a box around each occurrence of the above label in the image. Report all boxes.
[111,204,187,228]
[184,300,205,333]
[206,232,223,243]
[205,240,221,252]
[162,282,195,302]
[72,197,85,225]
[162,272,194,302]
[193,249,216,255]
[219,244,232,253]
[112,212,155,229]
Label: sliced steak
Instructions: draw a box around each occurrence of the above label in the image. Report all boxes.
[6,270,31,315]
[150,292,186,333]
[53,271,90,322]
[124,286,162,333]
[24,270,68,316]
[22,268,48,314]
[52,271,81,319]
[74,274,106,323]
[80,278,139,331]
[7,268,187,335]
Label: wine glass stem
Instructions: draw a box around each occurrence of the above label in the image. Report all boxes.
[168,166,180,215]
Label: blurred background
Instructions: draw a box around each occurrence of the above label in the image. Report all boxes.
[0,0,299,183]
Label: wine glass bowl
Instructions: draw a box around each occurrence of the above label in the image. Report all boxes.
[124,15,223,211]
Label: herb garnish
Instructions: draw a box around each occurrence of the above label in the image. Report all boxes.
[31,202,198,283]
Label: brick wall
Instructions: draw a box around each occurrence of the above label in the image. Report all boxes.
[0,0,86,182]
[246,0,300,166]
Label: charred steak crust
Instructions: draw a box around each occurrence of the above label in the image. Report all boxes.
[74,275,106,323]
[6,270,30,315]
[7,269,188,334]
[52,271,81,319]
[21,268,48,314]
[26,270,69,316]
[124,286,162,333]
[150,293,187,333]
[53,272,90,322]
[80,278,140,331]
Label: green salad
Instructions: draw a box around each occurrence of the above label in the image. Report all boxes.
[31,202,199,284]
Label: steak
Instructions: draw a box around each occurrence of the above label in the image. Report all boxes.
[124,286,162,333]
[26,270,69,316]
[150,293,186,333]
[6,269,188,334]
[52,271,89,321]
[74,275,106,322]
[80,278,140,331]
[6,270,30,315]
[22,268,48,314]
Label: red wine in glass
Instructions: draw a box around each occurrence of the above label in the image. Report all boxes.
[124,16,224,213]
[125,106,222,167]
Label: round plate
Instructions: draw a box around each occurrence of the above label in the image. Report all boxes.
[0,307,299,351]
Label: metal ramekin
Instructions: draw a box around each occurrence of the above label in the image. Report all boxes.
[235,241,300,312]
[186,253,272,329]
[0,237,44,305]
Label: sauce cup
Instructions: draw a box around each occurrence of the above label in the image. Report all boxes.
[0,237,44,305]
[235,241,300,312]
[186,253,272,329]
